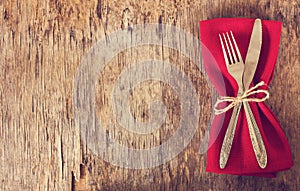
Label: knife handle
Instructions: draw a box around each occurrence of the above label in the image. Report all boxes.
[243,101,267,169]
[219,103,242,169]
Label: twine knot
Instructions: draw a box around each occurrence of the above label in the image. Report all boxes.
[214,81,269,115]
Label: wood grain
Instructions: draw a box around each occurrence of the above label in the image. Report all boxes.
[0,0,299,190]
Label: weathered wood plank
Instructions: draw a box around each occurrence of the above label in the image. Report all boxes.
[0,0,299,191]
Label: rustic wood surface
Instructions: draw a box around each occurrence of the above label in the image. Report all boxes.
[0,0,299,190]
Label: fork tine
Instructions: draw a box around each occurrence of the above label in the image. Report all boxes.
[222,33,233,64]
[219,34,229,66]
[230,31,242,62]
[226,32,238,63]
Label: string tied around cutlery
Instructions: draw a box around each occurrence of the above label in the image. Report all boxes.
[214,81,269,115]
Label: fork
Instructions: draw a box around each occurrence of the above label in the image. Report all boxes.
[219,31,267,169]
[219,31,244,169]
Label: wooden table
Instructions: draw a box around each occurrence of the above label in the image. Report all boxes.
[0,0,299,190]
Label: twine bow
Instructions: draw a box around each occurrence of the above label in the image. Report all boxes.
[214,81,269,115]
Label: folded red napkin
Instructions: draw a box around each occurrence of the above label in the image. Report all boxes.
[200,18,293,177]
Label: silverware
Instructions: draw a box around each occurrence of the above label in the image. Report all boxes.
[219,31,244,169]
[218,19,267,169]
[243,18,267,169]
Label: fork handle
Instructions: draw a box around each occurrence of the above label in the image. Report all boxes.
[219,103,242,169]
[244,101,267,168]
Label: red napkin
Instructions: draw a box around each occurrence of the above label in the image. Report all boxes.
[200,18,293,177]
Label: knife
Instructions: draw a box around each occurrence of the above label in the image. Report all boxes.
[243,18,267,168]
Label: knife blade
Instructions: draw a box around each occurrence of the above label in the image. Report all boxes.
[243,18,267,168]
[243,19,263,89]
